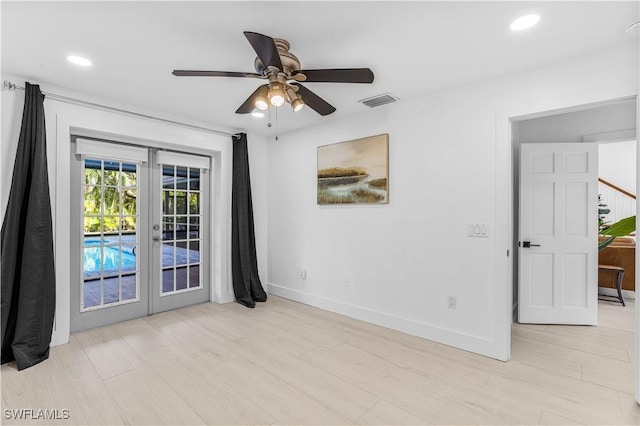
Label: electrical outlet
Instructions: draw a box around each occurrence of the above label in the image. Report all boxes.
[448,296,457,309]
[301,269,307,279]
[344,277,352,288]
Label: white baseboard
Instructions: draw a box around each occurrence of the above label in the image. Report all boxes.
[267,283,508,361]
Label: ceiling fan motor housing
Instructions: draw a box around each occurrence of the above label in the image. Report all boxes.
[254,38,301,76]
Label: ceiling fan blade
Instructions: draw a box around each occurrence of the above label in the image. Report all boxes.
[294,68,374,83]
[235,84,269,114]
[173,70,263,78]
[244,31,283,71]
[293,83,336,116]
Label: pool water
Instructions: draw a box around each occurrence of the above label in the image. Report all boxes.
[83,239,137,278]
[83,237,200,278]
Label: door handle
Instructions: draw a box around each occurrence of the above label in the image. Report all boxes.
[152,235,161,243]
[521,241,541,248]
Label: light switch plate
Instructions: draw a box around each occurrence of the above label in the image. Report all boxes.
[468,223,489,238]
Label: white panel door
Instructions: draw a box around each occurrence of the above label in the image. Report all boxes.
[519,143,598,325]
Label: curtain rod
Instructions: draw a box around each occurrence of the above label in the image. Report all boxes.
[3,80,242,139]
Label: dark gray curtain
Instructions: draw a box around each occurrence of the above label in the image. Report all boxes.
[231,133,267,308]
[1,83,56,370]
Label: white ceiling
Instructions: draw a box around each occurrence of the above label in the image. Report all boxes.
[2,1,638,137]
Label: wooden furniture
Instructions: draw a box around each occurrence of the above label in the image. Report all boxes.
[598,264,625,306]
[598,237,635,292]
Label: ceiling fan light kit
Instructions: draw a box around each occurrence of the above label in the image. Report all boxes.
[268,84,286,107]
[254,85,270,110]
[172,31,374,117]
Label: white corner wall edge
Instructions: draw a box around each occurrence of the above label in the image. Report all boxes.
[268,283,507,361]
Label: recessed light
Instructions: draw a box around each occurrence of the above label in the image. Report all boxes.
[251,111,265,118]
[67,55,92,67]
[510,14,540,31]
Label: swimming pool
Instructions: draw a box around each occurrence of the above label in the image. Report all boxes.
[83,237,200,278]
[83,239,137,278]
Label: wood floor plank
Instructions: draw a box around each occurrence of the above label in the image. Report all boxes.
[344,333,492,387]
[617,391,640,418]
[1,297,637,425]
[538,410,584,425]
[510,341,584,379]
[111,316,174,355]
[306,342,540,425]
[356,399,429,425]
[582,363,634,393]
[486,371,635,425]
[511,334,633,376]
[73,325,144,380]
[104,366,206,425]
[234,336,379,422]
[512,325,630,361]
[143,344,276,425]
[218,356,354,425]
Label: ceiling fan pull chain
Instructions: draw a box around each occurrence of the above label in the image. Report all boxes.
[275,107,279,141]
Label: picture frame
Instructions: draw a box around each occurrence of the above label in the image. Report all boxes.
[317,133,389,205]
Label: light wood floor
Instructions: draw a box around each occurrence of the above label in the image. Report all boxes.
[2,296,639,425]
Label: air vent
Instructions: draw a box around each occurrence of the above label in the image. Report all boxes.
[358,93,399,108]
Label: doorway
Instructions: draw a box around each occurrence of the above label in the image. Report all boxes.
[510,96,638,400]
[70,138,211,332]
[512,97,637,322]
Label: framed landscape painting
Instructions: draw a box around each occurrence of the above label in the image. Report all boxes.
[317,134,389,205]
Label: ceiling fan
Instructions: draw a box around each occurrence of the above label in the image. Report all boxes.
[172,31,374,116]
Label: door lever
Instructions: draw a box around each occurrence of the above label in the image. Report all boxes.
[522,241,541,248]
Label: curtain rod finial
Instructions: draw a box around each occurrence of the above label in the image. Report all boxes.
[3,81,17,91]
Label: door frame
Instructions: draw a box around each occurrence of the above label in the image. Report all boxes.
[50,114,235,346]
[69,140,214,331]
[503,95,639,401]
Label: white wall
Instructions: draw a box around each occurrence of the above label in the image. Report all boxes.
[1,75,270,346]
[267,41,639,361]
[599,140,637,224]
[599,140,637,195]
[517,100,636,144]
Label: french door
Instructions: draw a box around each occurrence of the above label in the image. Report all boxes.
[70,139,210,332]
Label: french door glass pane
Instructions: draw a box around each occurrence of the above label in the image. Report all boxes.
[161,164,202,295]
[81,158,139,311]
